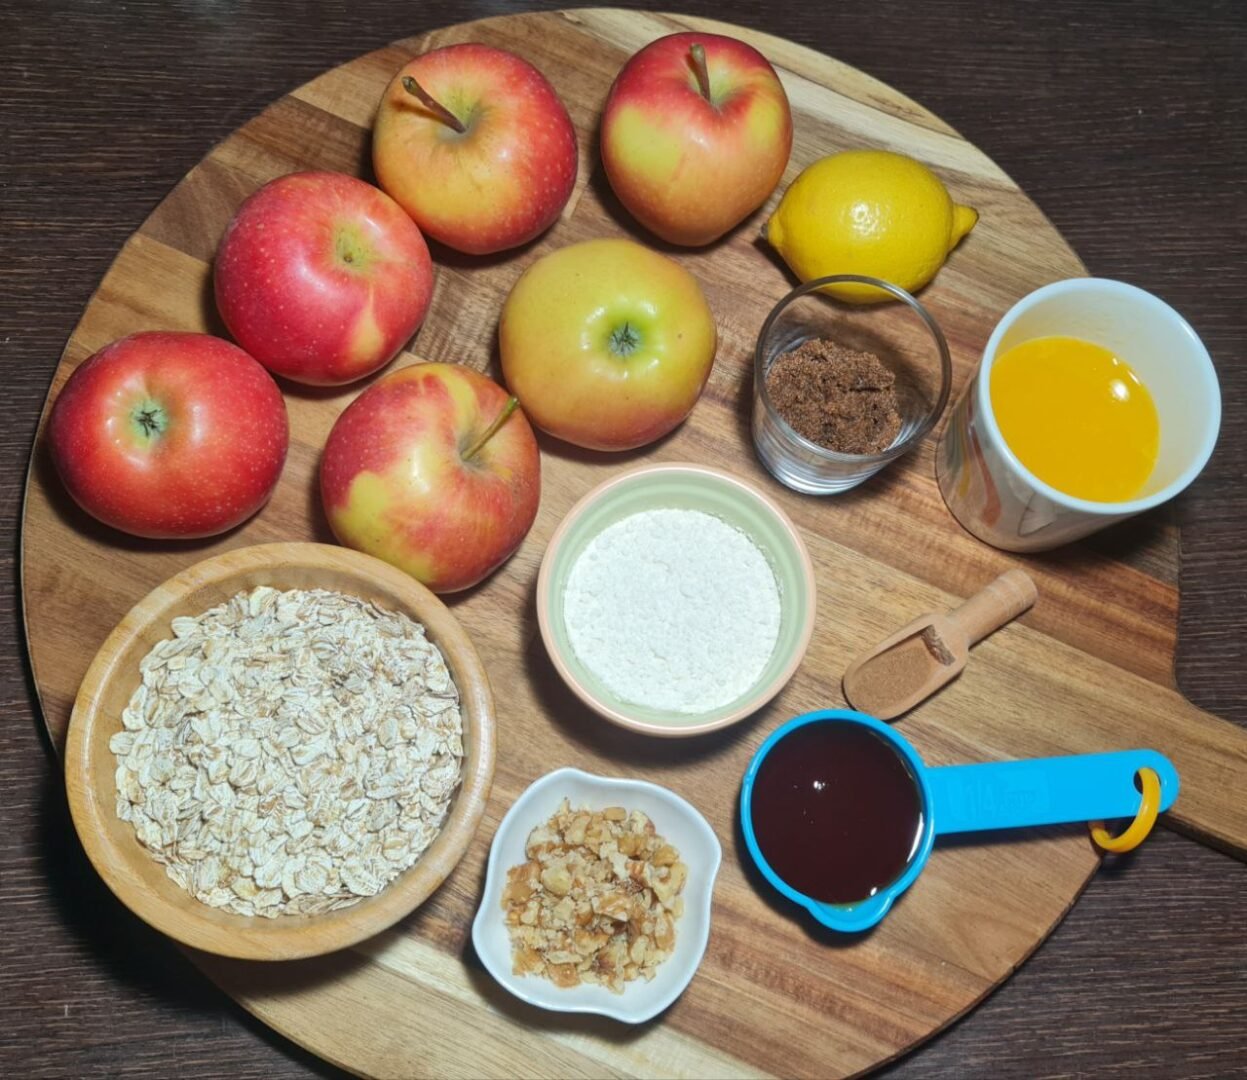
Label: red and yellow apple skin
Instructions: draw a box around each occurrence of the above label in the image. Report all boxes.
[373,44,578,256]
[321,363,541,593]
[214,171,434,386]
[47,332,288,539]
[498,238,717,451]
[601,32,793,247]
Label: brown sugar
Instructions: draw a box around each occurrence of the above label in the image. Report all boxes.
[765,338,902,454]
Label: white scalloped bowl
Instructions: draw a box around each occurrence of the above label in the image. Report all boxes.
[471,767,722,1024]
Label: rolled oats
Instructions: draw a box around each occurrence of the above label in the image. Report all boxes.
[110,586,463,918]
[502,800,687,993]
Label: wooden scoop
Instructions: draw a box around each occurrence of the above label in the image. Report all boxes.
[843,570,1038,720]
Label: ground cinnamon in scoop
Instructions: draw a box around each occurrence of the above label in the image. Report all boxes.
[765,339,901,454]
[844,627,954,716]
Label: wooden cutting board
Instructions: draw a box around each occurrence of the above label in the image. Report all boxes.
[21,9,1247,1078]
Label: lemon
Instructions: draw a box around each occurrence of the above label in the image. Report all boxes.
[764,150,978,303]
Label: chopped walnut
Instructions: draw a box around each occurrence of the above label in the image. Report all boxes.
[501,799,688,993]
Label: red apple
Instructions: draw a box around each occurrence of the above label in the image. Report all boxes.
[321,363,541,593]
[601,32,792,246]
[47,332,288,539]
[215,171,434,386]
[372,43,578,255]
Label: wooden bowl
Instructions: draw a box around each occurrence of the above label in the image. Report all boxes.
[64,542,496,960]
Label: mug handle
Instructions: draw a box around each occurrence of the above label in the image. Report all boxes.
[925,750,1179,836]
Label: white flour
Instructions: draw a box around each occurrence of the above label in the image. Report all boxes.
[562,508,782,713]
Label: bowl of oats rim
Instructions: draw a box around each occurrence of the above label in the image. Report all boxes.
[64,542,496,960]
[472,767,722,1023]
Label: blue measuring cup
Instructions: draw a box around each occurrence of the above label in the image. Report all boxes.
[740,710,1179,933]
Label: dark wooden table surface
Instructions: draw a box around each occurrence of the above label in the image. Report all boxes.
[3,2,1244,1077]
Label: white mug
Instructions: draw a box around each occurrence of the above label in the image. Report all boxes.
[936,278,1221,552]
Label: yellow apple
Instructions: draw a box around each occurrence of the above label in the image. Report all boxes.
[498,239,717,451]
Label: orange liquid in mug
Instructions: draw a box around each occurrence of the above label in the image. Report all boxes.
[990,336,1160,502]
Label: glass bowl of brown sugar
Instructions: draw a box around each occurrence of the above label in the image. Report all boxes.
[752,275,952,494]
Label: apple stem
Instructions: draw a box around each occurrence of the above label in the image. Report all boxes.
[401,75,467,134]
[690,43,712,102]
[463,396,520,462]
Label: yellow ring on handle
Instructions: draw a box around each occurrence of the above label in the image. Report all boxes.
[1090,767,1162,853]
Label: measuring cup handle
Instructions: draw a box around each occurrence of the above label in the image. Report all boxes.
[926,750,1179,836]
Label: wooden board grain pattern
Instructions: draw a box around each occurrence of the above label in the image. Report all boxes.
[18,9,1247,1078]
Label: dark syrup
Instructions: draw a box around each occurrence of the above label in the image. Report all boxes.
[750,722,924,905]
